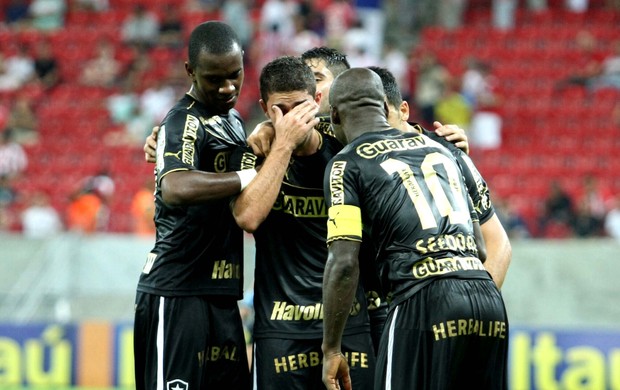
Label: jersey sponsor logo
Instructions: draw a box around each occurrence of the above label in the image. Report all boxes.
[239,152,258,170]
[412,257,485,279]
[181,115,200,165]
[211,260,241,280]
[198,345,239,364]
[214,151,230,173]
[272,194,327,217]
[356,135,428,159]
[315,120,336,138]
[329,161,346,206]
[412,256,485,279]
[142,253,157,274]
[273,350,370,373]
[166,379,188,390]
[432,319,507,341]
[415,233,478,255]
[270,299,360,321]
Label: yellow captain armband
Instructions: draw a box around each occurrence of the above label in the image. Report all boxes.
[326,204,363,242]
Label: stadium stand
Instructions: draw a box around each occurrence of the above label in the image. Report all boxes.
[1,1,618,235]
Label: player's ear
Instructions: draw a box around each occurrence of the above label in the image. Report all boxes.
[315,90,322,105]
[399,101,410,122]
[185,62,194,80]
[330,106,341,125]
[259,99,269,117]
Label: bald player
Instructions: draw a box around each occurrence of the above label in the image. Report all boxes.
[321,68,508,390]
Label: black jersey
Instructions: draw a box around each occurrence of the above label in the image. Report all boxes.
[416,124,495,224]
[252,116,371,339]
[324,129,488,308]
[137,94,247,298]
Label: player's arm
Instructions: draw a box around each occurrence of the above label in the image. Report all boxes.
[480,214,511,288]
[247,120,274,157]
[144,126,158,163]
[158,114,250,205]
[322,239,358,390]
[454,151,511,288]
[232,101,319,232]
[468,195,487,262]
[433,121,469,154]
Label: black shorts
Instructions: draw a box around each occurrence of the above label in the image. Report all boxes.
[253,333,375,390]
[375,278,509,390]
[134,292,250,390]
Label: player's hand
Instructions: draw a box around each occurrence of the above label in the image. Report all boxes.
[323,351,352,390]
[247,120,275,157]
[433,121,469,155]
[144,126,159,163]
[270,101,319,151]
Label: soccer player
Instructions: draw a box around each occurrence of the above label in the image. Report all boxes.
[321,68,509,390]
[231,55,377,390]
[133,21,317,390]
[369,66,512,289]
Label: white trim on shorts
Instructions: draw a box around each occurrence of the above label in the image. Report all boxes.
[157,297,165,390]
[385,306,399,390]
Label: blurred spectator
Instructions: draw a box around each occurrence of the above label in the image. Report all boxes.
[0,203,17,231]
[74,0,109,12]
[32,40,60,90]
[79,40,121,88]
[381,42,409,100]
[0,128,28,181]
[575,174,612,227]
[139,78,176,126]
[297,0,324,36]
[158,5,183,49]
[437,0,467,30]
[492,0,517,30]
[573,200,602,237]
[468,62,503,149]
[105,77,151,146]
[28,0,66,31]
[121,5,160,50]
[324,0,357,49]
[566,0,588,12]
[260,0,297,40]
[66,171,114,233]
[20,191,63,238]
[593,39,620,91]
[4,0,30,26]
[461,56,485,108]
[66,188,105,233]
[555,30,605,93]
[604,196,620,240]
[106,78,140,125]
[0,46,35,92]
[412,50,450,128]
[0,175,17,206]
[527,0,547,10]
[130,178,155,236]
[538,180,574,236]
[342,18,378,67]
[7,95,39,145]
[287,14,323,56]
[250,23,288,71]
[355,0,385,60]
[435,76,472,131]
[222,0,253,49]
[495,196,531,239]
